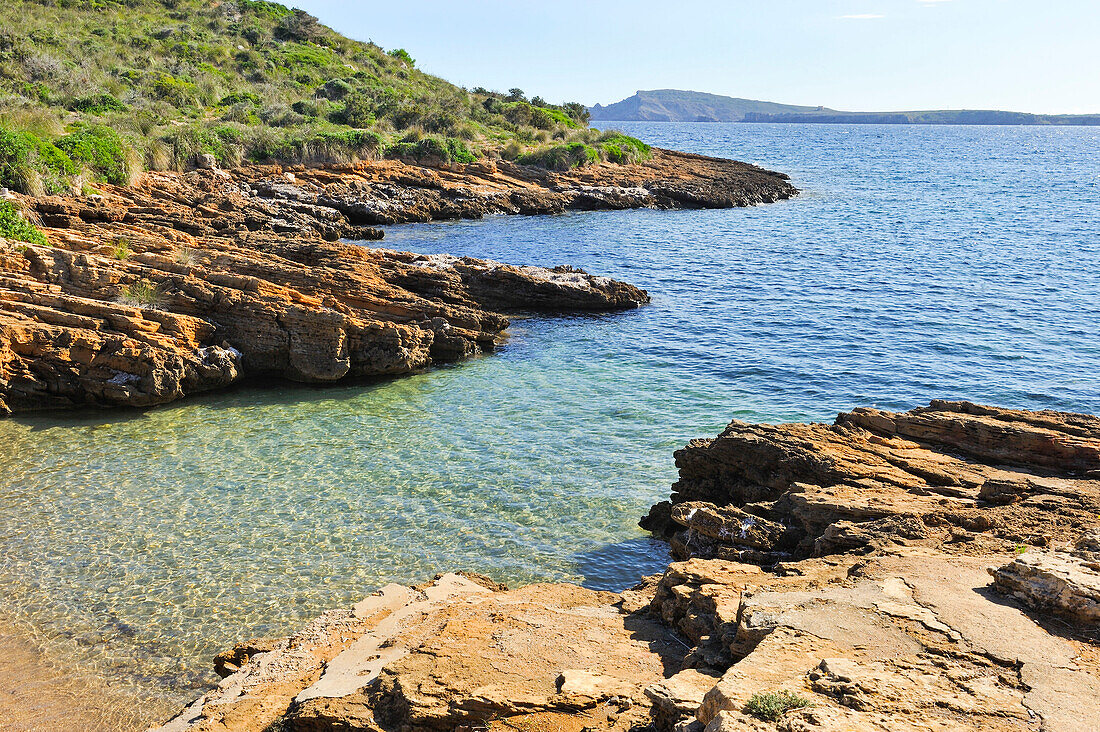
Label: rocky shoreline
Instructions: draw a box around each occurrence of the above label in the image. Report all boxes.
[0,148,794,415]
[152,400,1100,732]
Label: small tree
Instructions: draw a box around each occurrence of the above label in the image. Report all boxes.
[388,48,414,67]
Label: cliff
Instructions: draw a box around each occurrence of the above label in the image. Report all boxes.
[0,150,795,414]
[152,400,1100,731]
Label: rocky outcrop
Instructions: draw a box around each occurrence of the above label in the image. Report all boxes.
[990,550,1100,625]
[152,402,1100,732]
[154,574,687,732]
[238,148,796,227]
[1,149,795,414]
[643,400,1100,562]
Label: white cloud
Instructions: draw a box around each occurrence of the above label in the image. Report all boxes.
[840,13,886,19]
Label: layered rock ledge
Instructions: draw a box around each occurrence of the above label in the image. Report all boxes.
[0,150,794,414]
[153,401,1100,732]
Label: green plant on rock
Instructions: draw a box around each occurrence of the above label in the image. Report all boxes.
[119,279,166,309]
[743,690,813,721]
[110,237,130,260]
[0,199,48,245]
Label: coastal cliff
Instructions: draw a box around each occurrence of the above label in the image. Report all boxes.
[0,150,793,414]
[153,400,1100,731]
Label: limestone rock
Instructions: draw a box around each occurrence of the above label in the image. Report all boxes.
[152,575,687,732]
[990,550,1100,624]
[656,401,1100,562]
[1,160,664,413]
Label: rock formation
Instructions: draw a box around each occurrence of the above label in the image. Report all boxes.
[152,401,1100,732]
[1,149,794,414]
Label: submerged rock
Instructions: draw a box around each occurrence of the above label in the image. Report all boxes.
[152,402,1100,732]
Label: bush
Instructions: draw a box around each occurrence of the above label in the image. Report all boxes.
[315,79,352,100]
[743,691,812,721]
[388,48,414,67]
[385,136,475,164]
[0,200,48,245]
[274,9,323,43]
[151,73,199,107]
[596,131,651,164]
[165,125,242,169]
[70,93,128,114]
[219,92,261,106]
[335,92,377,128]
[56,124,134,185]
[0,127,78,194]
[517,142,599,171]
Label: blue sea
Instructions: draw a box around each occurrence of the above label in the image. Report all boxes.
[0,123,1098,709]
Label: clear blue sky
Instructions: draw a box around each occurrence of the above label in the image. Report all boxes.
[290,1,1100,114]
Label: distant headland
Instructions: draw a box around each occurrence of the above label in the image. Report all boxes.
[589,89,1100,125]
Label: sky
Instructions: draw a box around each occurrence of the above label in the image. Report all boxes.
[289,1,1100,114]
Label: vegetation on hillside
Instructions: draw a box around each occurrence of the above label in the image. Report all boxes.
[0,198,48,244]
[0,0,651,195]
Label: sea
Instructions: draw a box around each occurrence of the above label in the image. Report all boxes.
[0,122,1097,716]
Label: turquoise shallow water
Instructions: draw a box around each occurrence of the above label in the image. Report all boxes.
[1,123,1099,706]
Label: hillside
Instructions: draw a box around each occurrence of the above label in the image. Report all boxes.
[589,89,824,122]
[591,89,1100,125]
[0,0,651,197]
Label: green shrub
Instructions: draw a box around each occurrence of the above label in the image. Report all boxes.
[444,137,475,163]
[240,0,294,21]
[517,142,599,171]
[219,92,261,106]
[0,127,78,194]
[0,200,48,245]
[385,136,475,164]
[388,48,414,67]
[335,92,377,128]
[315,78,352,100]
[56,124,132,185]
[70,93,128,114]
[151,73,198,107]
[743,691,812,721]
[596,132,651,164]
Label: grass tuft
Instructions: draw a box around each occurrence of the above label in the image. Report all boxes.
[119,279,166,309]
[110,237,130,260]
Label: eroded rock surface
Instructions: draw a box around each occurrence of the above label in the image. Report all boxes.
[643,400,1100,562]
[154,574,687,732]
[5,151,752,412]
[153,402,1100,732]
